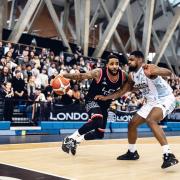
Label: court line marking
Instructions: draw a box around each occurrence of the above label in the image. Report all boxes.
[0,162,73,180]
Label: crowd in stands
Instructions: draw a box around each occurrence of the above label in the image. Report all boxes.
[0,41,179,121]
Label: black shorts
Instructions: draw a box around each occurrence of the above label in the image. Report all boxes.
[85,100,108,128]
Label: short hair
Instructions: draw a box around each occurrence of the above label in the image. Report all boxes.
[130,51,144,59]
[106,55,119,64]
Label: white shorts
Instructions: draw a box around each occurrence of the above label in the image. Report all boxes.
[137,94,176,119]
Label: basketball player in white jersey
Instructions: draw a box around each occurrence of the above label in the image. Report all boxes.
[95,51,179,169]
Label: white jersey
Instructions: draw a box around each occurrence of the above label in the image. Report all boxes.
[131,67,173,102]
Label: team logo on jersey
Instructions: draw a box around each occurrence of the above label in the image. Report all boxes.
[85,101,100,112]
[134,82,148,89]
[102,87,115,96]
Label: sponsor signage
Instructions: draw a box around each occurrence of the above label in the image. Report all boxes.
[107,110,136,122]
[50,104,137,122]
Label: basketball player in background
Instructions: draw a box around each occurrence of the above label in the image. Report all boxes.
[95,51,179,169]
[59,55,128,155]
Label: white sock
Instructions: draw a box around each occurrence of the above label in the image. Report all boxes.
[68,130,81,140]
[76,135,85,143]
[128,144,136,153]
[162,145,171,154]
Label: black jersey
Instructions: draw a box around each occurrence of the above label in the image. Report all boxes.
[85,68,127,109]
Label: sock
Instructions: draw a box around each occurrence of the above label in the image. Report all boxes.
[162,145,171,155]
[128,144,136,153]
[68,130,81,140]
[76,135,85,143]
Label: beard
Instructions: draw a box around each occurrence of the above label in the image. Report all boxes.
[108,68,119,76]
[129,66,138,72]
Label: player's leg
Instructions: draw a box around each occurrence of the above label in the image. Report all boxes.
[62,101,103,155]
[62,114,103,155]
[146,106,178,168]
[117,113,145,160]
[83,111,108,140]
[146,107,166,145]
[83,128,105,140]
[69,101,103,139]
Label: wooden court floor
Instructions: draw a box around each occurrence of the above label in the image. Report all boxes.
[0,137,180,180]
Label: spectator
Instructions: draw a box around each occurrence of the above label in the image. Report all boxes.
[38,68,48,89]
[32,87,46,121]
[43,79,53,98]
[71,84,81,103]
[66,54,79,66]
[11,70,26,101]
[5,56,17,70]
[0,57,6,68]
[22,55,30,66]
[0,66,12,88]
[48,63,58,77]
[49,51,55,61]
[0,41,4,59]
[33,55,41,69]
[75,45,83,56]
[0,82,14,121]
[23,64,32,82]
[96,58,102,68]
[4,42,12,54]
[27,75,36,101]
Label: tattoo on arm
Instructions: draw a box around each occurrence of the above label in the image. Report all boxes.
[63,69,100,81]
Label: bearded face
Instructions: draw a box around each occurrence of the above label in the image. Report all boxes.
[128,55,140,72]
[129,65,138,72]
[107,58,119,76]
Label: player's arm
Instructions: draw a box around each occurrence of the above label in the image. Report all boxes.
[94,74,134,101]
[61,68,101,81]
[142,64,172,78]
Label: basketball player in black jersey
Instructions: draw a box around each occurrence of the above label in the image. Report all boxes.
[59,55,128,155]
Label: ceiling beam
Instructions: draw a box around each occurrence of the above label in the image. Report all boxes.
[152,9,180,65]
[81,0,90,56]
[93,0,130,58]
[142,0,155,61]
[8,0,41,43]
[27,0,45,33]
[126,4,137,51]
[44,0,72,53]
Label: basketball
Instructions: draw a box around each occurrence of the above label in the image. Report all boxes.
[51,76,70,95]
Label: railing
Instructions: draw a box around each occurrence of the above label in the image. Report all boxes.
[0,98,52,124]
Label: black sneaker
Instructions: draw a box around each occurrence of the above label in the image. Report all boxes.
[62,137,71,154]
[117,150,140,160]
[70,139,78,156]
[161,153,179,169]
[61,137,77,155]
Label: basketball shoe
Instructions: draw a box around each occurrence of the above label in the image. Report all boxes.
[62,137,71,154]
[117,150,140,160]
[70,139,78,155]
[161,153,179,169]
[62,137,77,155]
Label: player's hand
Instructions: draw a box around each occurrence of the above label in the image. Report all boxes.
[50,79,53,86]
[94,95,108,101]
[142,64,156,77]
[53,74,65,83]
